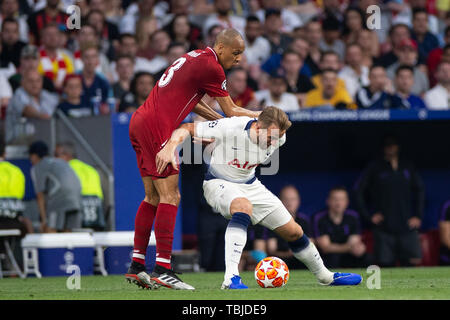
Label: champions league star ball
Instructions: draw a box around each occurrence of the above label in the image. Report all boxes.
[254,257,289,288]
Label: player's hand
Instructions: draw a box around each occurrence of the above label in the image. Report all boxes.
[371,212,384,225]
[156,144,179,174]
[192,136,215,145]
[408,217,421,230]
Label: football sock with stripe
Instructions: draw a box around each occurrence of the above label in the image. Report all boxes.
[224,212,251,281]
[154,203,178,269]
[289,234,334,284]
[132,201,157,265]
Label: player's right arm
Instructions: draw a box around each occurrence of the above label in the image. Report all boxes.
[215,95,261,118]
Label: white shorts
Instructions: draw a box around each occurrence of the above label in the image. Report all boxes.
[203,178,292,230]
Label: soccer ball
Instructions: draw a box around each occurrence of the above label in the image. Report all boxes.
[254,256,289,288]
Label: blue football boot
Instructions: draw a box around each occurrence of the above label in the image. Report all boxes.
[221,275,249,289]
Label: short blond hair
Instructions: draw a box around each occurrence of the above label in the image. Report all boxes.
[258,106,292,131]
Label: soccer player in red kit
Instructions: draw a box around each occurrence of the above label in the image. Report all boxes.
[125,29,260,290]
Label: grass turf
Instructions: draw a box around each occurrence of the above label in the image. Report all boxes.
[0,267,449,300]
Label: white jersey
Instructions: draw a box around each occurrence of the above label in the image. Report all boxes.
[195,116,286,183]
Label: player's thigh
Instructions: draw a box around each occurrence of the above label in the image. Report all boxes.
[203,179,247,220]
[153,174,180,205]
[142,176,159,206]
[246,181,287,226]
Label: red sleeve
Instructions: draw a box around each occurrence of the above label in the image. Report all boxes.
[200,61,229,98]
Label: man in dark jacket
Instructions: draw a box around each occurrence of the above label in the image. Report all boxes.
[354,136,424,267]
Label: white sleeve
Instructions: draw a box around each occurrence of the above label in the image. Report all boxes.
[279,133,286,147]
[195,117,249,140]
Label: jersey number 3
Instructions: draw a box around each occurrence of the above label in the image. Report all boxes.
[158,57,187,87]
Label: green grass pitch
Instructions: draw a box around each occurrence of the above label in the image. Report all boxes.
[1,267,449,300]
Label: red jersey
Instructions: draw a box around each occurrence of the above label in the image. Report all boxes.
[137,47,229,144]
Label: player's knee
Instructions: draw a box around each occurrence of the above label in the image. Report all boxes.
[284,225,304,242]
[230,198,252,215]
[144,192,160,206]
[160,190,181,206]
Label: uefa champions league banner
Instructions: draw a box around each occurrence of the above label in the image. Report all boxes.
[287,109,450,122]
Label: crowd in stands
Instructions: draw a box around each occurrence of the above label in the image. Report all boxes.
[1,0,450,271]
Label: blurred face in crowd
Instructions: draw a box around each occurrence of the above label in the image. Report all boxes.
[262,0,284,9]
[120,36,137,57]
[264,13,282,34]
[320,53,340,72]
[87,11,105,35]
[305,21,322,47]
[152,31,171,55]
[346,45,363,69]
[436,62,450,86]
[369,67,387,92]
[1,21,19,45]
[227,69,247,96]
[82,48,100,73]
[321,71,338,99]
[20,56,39,72]
[89,0,105,12]
[327,190,349,215]
[395,69,414,94]
[78,25,97,46]
[135,74,154,99]
[391,25,410,49]
[173,15,190,39]
[280,186,300,217]
[138,0,155,14]
[171,0,190,15]
[324,28,340,44]
[442,47,450,63]
[358,29,374,53]
[290,38,309,60]
[245,20,262,43]
[22,71,43,97]
[47,0,60,9]
[269,77,287,99]
[397,46,418,66]
[412,12,428,35]
[1,0,19,16]
[166,45,186,64]
[345,9,363,31]
[116,57,135,81]
[206,25,224,47]
[281,52,303,74]
[215,0,231,15]
[384,143,399,159]
[41,26,60,51]
[64,76,83,100]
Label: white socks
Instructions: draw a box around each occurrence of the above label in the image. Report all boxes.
[292,242,334,284]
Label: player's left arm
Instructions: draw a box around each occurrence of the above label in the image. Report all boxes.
[193,99,224,120]
[215,95,261,118]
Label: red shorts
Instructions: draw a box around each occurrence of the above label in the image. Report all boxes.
[129,111,179,179]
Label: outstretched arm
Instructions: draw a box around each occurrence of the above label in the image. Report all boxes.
[215,95,261,118]
[193,99,224,120]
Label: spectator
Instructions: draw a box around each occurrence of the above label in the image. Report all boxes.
[0,17,26,69]
[8,45,55,92]
[439,200,450,265]
[26,0,68,45]
[379,23,412,68]
[226,67,258,110]
[147,30,172,74]
[112,55,135,101]
[153,41,187,81]
[164,14,202,52]
[386,38,429,96]
[135,16,159,61]
[80,43,114,116]
[72,24,112,79]
[0,0,29,43]
[29,140,81,233]
[311,51,346,93]
[118,71,154,113]
[303,19,322,75]
[354,136,424,267]
[203,0,246,40]
[424,61,450,110]
[280,50,315,107]
[319,16,345,61]
[254,71,300,112]
[355,65,406,110]
[243,15,271,66]
[313,186,370,268]
[55,141,105,230]
[262,8,291,55]
[0,72,12,114]
[5,70,58,143]
[37,23,75,90]
[411,7,440,60]
[203,24,225,49]
[110,33,153,81]
[305,69,355,109]
[86,9,120,61]
[255,0,303,33]
[119,0,159,35]
[57,74,91,118]
[339,43,370,99]
[0,136,33,236]
[427,26,450,87]
[394,65,427,109]
[357,29,380,67]
[342,7,369,45]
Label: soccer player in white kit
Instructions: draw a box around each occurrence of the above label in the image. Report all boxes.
[156,106,362,289]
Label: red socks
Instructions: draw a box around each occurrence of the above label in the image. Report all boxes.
[154,203,178,269]
[132,201,157,265]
